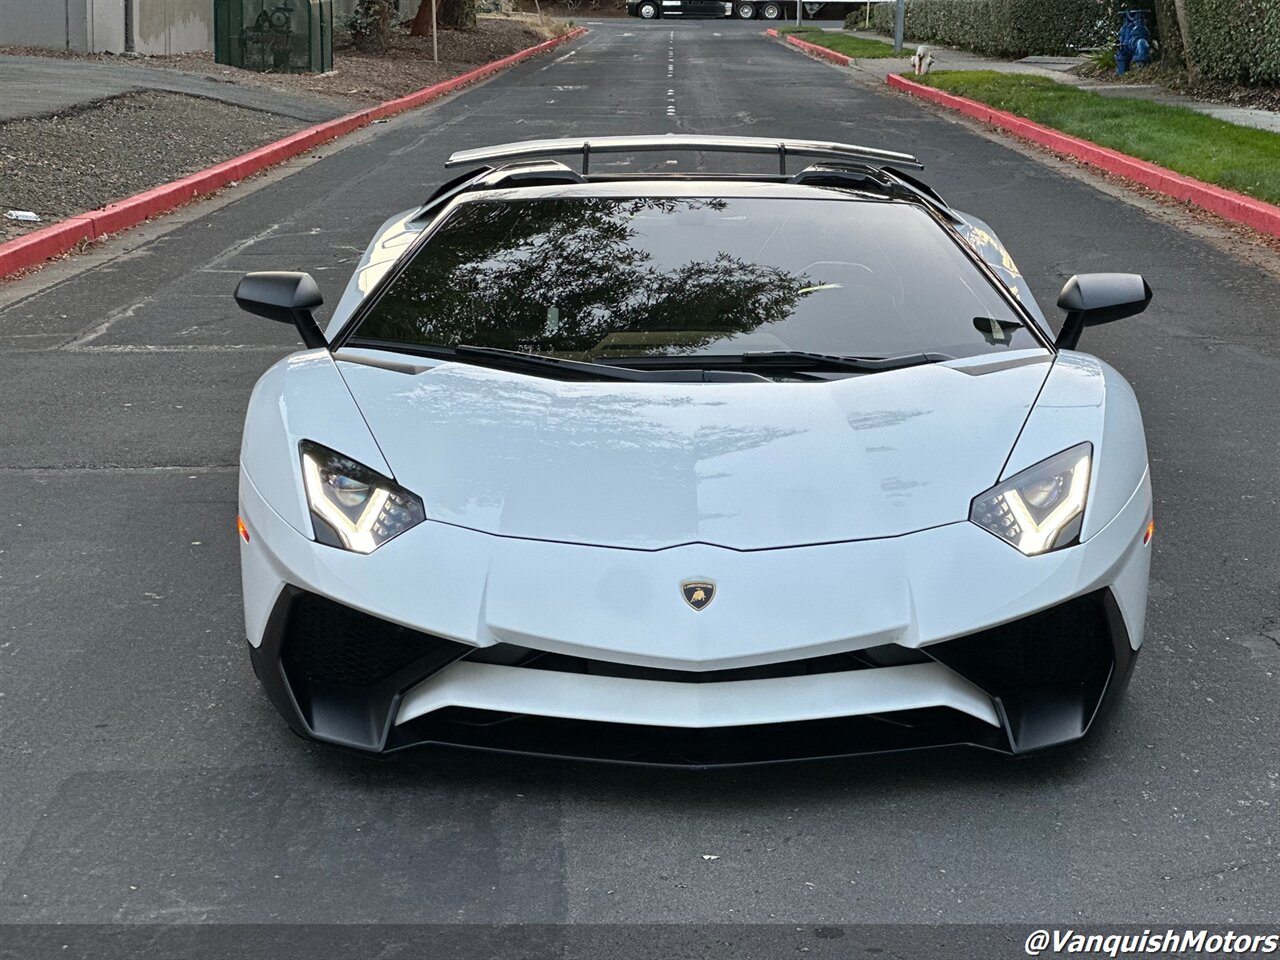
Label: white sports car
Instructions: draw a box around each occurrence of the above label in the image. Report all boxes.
[235,136,1154,765]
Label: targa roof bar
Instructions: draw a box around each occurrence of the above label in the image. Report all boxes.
[445,135,923,176]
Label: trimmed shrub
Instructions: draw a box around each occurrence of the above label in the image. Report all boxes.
[868,0,1148,59]
[843,4,872,29]
[869,0,1280,84]
[1184,0,1280,84]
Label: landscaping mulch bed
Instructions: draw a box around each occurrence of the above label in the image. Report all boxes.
[0,16,570,247]
[0,91,303,244]
[1073,61,1280,114]
[263,16,558,103]
[3,16,560,109]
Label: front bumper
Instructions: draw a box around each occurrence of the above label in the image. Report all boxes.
[240,467,1151,765]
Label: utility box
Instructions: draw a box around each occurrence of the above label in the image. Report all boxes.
[215,0,333,73]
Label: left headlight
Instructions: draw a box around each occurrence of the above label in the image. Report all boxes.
[299,440,425,554]
[970,443,1092,556]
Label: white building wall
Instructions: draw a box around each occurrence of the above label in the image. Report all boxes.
[0,0,81,49]
[88,0,128,52]
[130,0,214,55]
[0,0,190,53]
[0,0,426,55]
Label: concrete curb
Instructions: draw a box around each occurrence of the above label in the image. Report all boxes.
[785,33,854,67]
[764,29,854,67]
[0,27,588,280]
[887,73,1280,240]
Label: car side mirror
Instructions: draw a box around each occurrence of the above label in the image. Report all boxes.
[1054,273,1151,350]
[234,271,327,350]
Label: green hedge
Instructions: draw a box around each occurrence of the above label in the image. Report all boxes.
[864,0,1279,85]
[1184,0,1280,84]
[866,0,1126,58]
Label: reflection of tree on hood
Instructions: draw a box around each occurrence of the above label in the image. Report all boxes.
[359,197,815,357]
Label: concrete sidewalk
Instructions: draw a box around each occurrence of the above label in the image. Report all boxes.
[817,28,1280,135]
[0,54,347,124]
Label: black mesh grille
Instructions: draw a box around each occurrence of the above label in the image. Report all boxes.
[464,643,931,682]
[391,706,1008,764]
[926,589,1126,753]
[927,591,1112,693]
[281,592,457,688]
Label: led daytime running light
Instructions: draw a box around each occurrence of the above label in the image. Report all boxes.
[298,441,425,554]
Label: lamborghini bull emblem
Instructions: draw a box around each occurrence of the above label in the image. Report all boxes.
[681,580,716,611]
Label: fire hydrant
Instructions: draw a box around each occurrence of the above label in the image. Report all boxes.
[1115,9,1152,75]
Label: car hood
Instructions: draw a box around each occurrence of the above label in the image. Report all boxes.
[335,351,1053,550]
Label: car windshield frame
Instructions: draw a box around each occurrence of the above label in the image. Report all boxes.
[329,189,1054,362]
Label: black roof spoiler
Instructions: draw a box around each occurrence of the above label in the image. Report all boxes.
[445,135,923,175]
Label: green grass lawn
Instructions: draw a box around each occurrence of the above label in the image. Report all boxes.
[776,29,898,59]
[916,71,1280,206]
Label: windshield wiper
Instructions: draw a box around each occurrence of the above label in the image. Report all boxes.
[454,344,666,381]
[351,340,771,382]
[602,350,953,373]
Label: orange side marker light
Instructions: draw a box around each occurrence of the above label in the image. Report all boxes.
[1143,519,1155,544]
[237,516,250,543]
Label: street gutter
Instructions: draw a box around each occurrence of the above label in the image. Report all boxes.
[0,26,588,280]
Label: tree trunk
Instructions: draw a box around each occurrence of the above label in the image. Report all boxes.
[410,0,435,36]
[410,0,475,34]
[1170,0,1197,79]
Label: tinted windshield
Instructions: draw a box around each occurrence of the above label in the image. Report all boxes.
[348,196,1039,360]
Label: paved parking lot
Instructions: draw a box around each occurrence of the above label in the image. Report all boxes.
[1,18,1277,944]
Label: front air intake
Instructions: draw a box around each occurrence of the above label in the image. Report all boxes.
[260,589,469,750]
[926,589,1132,753]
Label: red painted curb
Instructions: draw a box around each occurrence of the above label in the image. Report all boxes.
[887,72,1280,240]
[0,218,96,276]
[785,33,852,67]
[0,26,587,280]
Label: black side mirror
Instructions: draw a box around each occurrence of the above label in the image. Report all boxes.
[234,271,327,350]
[1055,273,1151,350]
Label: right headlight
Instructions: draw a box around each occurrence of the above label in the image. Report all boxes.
[970,443,1092,556]
[299,440,425,554]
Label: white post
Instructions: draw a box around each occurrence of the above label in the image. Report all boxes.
[432,0,438,62]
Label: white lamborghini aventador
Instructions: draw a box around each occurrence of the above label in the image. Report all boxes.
[234,136,1154,764]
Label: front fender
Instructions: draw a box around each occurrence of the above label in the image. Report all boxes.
[239,350,391,537]
[1001,352,1149,542]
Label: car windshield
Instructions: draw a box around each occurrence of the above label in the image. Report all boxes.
[346,195,1040,362]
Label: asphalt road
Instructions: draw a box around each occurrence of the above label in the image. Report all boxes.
[1,17,1278,949]
[0,54,344,123]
